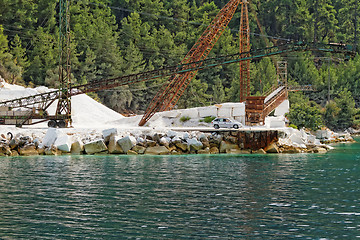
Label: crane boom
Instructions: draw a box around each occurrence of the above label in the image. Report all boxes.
[138,0,242,126]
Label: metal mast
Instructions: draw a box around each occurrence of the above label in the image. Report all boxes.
[239,0,250,102]
[56,0,72,127]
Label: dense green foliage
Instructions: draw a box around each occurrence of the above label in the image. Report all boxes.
[0,0,360,129]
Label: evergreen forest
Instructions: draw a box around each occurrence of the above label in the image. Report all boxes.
[1,0,360,130]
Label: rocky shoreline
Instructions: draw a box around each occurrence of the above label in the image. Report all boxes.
[0,127,355,157]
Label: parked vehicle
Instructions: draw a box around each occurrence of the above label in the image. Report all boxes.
[211,118,242,129]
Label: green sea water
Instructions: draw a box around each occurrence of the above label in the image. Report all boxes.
[0,139,359,239]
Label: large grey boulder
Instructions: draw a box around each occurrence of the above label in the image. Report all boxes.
[117,136,136,153]
[84,140,108,154]
[41,128,59,148]
[187,138,203,151]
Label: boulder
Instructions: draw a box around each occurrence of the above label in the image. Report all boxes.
[198,147,210,154]
[0,144,12,156]
[171,150,182,155]
[166,130,178,138]
[11,150,19,157]
[224,135,238,144]
[84,140,108,154]
[210,146,219,154]
[187,138,203,151]
[41,128,59,148]
[37,147,44,155]
[264,143,279,153]
[281,146,302,154]
[219,141,239,153]
[132,145,146,154]
[54,134,71,152]
[45,147,62,156]
[117,136,137,153]
[127,150,138,155]
[18,145,38,156]
[145,146,170,155]
[159,137,171,147]
[167,144,177,152]
[102,128,118,142]
[9,139,19,150]
[108,136,124,154]
[175,141,188,151]
[145,140,157,147]
[313,147,327,154]
[200,139,210,148]
[71,139,84,155]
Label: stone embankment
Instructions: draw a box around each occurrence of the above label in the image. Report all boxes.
[0,127,354,157]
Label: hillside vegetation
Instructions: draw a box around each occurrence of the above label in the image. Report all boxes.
[0,0,360,130]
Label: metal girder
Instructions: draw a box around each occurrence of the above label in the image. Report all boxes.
[239,0,250,102]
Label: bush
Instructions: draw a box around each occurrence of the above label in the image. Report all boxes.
[180,116,191,122]
[202,116,216,123]
[289,124,298,129]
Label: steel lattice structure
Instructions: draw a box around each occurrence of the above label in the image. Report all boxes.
[138,0,242,126]
[239,0,250,102]
[56,0,72,127]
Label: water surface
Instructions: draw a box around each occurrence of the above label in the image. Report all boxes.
[0,140,359,239]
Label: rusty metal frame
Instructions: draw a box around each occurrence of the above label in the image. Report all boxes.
[239,0,250,102]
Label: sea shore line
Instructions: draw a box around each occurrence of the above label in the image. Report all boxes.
[0,126,355,157]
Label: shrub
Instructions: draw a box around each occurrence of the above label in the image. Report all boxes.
[180,116,191,122]
[203,116,216,123]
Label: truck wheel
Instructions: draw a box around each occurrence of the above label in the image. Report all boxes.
[214,124,220,129]
[233,124,239,129]
[57,120,66,128]
[48,120,57,128]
